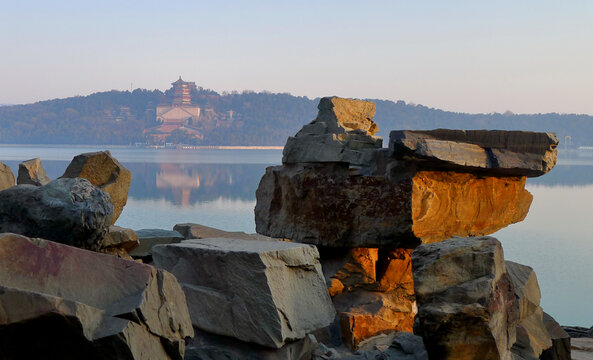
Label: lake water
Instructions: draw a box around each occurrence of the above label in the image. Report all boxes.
[1,145,592,327]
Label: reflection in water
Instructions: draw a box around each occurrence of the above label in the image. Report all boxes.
[156,164,202,207]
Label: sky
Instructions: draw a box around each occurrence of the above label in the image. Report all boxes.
[1,0,592,115]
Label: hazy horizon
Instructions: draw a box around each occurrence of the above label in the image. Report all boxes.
[1,1,592,115]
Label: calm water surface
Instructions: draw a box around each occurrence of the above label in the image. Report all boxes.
[1,146,592,327]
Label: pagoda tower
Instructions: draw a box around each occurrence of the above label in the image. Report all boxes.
[172,76,196,106]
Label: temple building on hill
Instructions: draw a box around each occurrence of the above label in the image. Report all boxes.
[144,77,204,144]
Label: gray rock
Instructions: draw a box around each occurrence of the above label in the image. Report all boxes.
[389,129,558,177]
[153,238,336,348]
[102,225,139,250]
[282,97,382,166]
[0,161,15,191]
[130,228,184,258]
[570,338,593,360]
[174,222,260,240]
[0,233,194,359]
[185,329,317,360]
[540,312,571,360]
[0,178,113,250]
[412,236,517,360]
[17,157,50,186]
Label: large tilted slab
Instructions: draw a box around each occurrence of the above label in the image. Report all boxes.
[255,163,532,247]
[0,233,194,359]
[152,238,336,349]
[0,161,15,191]
[389,129,558,177]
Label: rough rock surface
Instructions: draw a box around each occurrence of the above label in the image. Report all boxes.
[0,178,113,250]
[185,329,317,360]
[17,157,50,186]
[174,222,260,240]
[0,233,194,359]
[153,238,336,348]
[571,338,593,360]
[256,163,532,247]
[282,97,382,166]
[130,228,184,259]
[99,225,139,260]
[412,236,517,360]
[540,312,571,360]
[389,129,558,177]
[0,161,15,191]
[61,150,131,223]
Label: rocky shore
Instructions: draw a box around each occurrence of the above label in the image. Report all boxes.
[0,97,591,359]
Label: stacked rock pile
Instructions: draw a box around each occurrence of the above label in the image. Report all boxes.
[255,97,570,359]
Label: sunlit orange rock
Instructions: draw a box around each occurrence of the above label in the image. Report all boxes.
[256,163,532,247]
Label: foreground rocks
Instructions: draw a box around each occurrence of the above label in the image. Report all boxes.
[174,222,261,240]
[61,150,131,223]
[17,157,50,185]
[0,233,193,359]
[0,178,113,250]
[99,225,140,260]
[130,228,185,260]
[153,237,336,348]
[0,161,14,190]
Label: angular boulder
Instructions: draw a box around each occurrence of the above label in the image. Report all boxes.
[153,238,336,348]
[412,236,517,360]
[540,312,571,360]
[99,225,139,260]
[282,97,382,166]
[61,150,131,223]
[17,157,50,186]
[0,178,113,250]
[130,228,184,259]
[256,163,532,247]
[389,129,558,177]
[0,161,14,191]
[174,222,260,240]
[0,233,194,359]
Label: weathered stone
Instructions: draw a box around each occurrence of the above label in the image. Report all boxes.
[571,338,593,360]
[61,150,131,223]
[540,312,571,360]
[334,290,416,350]
[130,228,184,259]
[282,97,382,166]
[389,129,558,177]
[0,161,15,191]
[153,238,336,348]
[17,157,50,186]
[0,233,194,359]
[102,225,139,250]
[412,236,517,360]
[0,178,113,250]
[563,325,593,338]
[256,163,532,247]
[185,329,317,360]
[174,222,259,240]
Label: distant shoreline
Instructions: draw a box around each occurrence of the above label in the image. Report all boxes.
[0,144,284,150]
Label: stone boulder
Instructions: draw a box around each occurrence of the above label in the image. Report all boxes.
[17,157,50,186]
[174,222,260,240]
[540,312,571,360]
[282,97,382,166]
[412,236,518,360]
[130,228,184,260]
[256,163,532,247]
[153,238,336,348]
[61,150,131,223]
[0,161,14,191]
[99,225,139,260]
[0,233,194,359]
[0,178,113,250]
[389,129,558,177]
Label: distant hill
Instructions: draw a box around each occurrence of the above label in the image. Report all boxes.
[0,87,591,146]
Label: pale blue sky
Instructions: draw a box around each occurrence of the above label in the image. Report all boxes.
[1,0,592,114]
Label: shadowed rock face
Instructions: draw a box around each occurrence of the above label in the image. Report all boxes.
[17,157,50,186]
[0,161,14,191]
[61,150,131,224]
[0,233,194,359]
[0,178,113,250]
[389,129,558,177]
[153,238,336,349]
[255,164,532,247]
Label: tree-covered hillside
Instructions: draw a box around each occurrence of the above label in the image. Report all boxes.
[0,87,591,146]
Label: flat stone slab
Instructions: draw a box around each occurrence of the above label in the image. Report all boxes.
[389,129,558,177]
[130,228,184,258]
[153,238,336,348]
